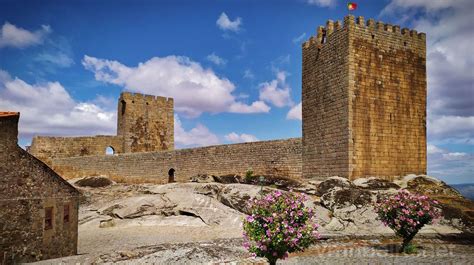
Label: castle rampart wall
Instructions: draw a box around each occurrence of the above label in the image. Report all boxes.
[49,138,302,182]
[29,136,124,164]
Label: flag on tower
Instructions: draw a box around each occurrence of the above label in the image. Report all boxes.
[347,2,357,11]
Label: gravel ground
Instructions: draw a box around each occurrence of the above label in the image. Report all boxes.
[30,235,474,264]
[280,237,474,265]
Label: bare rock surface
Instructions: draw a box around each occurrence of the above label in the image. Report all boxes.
[28,175,472,264]
[75,176,114,187]
[316,176,353,196]
[217,183,266,214]
[320,187,373,211]
[353,177,400,190]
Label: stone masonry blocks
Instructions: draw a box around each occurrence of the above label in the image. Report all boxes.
[302,15,427,180]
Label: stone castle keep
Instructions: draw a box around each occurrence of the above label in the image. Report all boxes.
[26,15,427,182]
[302,16,427,179]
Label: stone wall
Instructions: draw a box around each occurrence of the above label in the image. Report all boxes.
[302,19,350,179]
[29,135,124,164]
[0,113,80,263]
[50,138,302,182]
[348,16,427,178]
[302,15,427,180]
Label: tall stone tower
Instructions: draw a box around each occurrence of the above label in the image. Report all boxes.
[302,15,427,180]
[117,92,174,153]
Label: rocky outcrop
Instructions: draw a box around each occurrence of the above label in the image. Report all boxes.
[212,174,242,184]
[217,184,260,214]
[353,177,400,190]
[315,175,471,234]
[320,187,373,211]
[403,175,463,197]
[76,176,114,187]
[316,176,353,196]
[73,175,470,238]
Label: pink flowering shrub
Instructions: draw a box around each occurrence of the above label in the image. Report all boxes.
[375,189,442,253]
[243,190,320,265]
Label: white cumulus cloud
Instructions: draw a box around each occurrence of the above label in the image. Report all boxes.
[286,102,302,120]
[442,152,468,160]
[216,12,242,32]
[427,143,473,184]
[0,22,51,48]
[427,143,444,154]
[82,55,270,118]
[225,132,258,143]
[0,69,115,139]
[259,71,293,108]
[174,115,219,148]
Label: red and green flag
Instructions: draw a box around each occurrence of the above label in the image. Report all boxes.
[347,2,357,11]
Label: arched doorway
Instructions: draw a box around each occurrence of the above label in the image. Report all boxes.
[168,168,175,183]
[105,146,115,155]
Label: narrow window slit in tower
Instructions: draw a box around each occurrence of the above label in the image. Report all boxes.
[121,100,126,115]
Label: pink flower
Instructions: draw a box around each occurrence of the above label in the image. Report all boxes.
[243,242,250,249]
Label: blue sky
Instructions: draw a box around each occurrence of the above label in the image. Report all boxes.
[0,0,472,184]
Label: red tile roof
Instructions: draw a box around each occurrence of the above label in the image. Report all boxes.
[0,112,19,117]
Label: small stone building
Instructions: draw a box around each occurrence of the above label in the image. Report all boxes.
[0,112,81,264]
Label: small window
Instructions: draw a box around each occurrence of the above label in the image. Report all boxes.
[106,146,115,155]
[64,204,70,223]
[45,207,53,230]
[121,100,126,115]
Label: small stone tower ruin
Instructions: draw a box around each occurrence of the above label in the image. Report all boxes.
[302,15,427,180]
[117,92,174,153]
[29,92,174,163]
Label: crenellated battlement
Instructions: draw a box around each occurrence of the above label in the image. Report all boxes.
[303,15,426,50]
[120,92,173,107]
